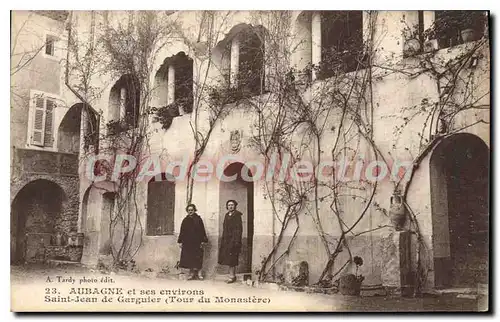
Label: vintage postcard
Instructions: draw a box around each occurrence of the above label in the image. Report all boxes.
[10,10,490,312]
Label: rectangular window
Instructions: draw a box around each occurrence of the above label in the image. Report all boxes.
[147,180,175,236]
[45,35,56,56]
[31,96,56,147]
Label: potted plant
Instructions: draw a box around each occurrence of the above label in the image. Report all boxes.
[402,25,422,57]
[106,120,128,135]
[339,256,365,296]
[459,11,485,43]
[152,103,180,130]
[403,38,421,57]
[430,12,469,48]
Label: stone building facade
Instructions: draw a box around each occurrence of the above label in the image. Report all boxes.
[10,11,88,263]
[12,10,490,293]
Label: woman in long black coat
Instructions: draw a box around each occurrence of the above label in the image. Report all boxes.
[218,200,243,283]
[178,204,208,280]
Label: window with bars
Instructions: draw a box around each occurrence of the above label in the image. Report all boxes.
[31,96,55,147]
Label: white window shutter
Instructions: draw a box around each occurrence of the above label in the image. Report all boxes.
[32,97,45,146]
[44,99,55,147]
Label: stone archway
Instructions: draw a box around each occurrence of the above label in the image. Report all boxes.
[11,179,66,264]
[58,103,82,154]
[80,187,91,234]
[218,162,254,274]
[430,133,489,288]
[80,186,117,267]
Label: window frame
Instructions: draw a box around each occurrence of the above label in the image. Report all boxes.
[108,75,141,134]
[27,90,61,151]
[42,33,60,61]
[236,28,266,97]
[146,176,176,237]
[170,52,195,114]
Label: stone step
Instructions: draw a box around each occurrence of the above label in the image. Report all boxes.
[435,285,489,297]
[46,259,82,267]
[457,294,478,300]
[435,287,476,295]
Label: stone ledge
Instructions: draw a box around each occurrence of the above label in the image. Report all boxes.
[46,259,83,269]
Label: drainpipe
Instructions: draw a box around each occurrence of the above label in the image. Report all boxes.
[64,10,101,150]
[271,179,276,280]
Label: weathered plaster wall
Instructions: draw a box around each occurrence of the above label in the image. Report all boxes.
[72,11,489,290]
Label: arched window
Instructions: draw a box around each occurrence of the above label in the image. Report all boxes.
[293,12,313,83]
[109,74,140,130]
[319,11,363,78]
[147,173,175,236]
[58,103,83,154]
[237,27,265,96]
[153,52,194,116]
[174,52,194,114]
[213,24,266,98]
[294,11,364,80]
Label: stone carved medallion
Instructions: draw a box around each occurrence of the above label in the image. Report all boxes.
[230,130,242,153]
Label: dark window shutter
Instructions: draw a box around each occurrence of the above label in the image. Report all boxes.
[45,37,54,55]
[147,181,160,235]
[147,180,175,236]
[32,97,45,146]
[44,99,55,147]
[163,181,175,234]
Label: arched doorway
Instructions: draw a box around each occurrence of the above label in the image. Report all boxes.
[218,162,254,274]
[430,133,489,288]
[80,187,117,266]
[11,179,66,264]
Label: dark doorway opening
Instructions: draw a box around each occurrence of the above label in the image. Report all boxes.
[430,134,489,288]
[218,162,254,274]
[11,180,65,264]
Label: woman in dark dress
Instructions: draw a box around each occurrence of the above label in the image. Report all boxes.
[218,200,243,283]
[178,204,208,280]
